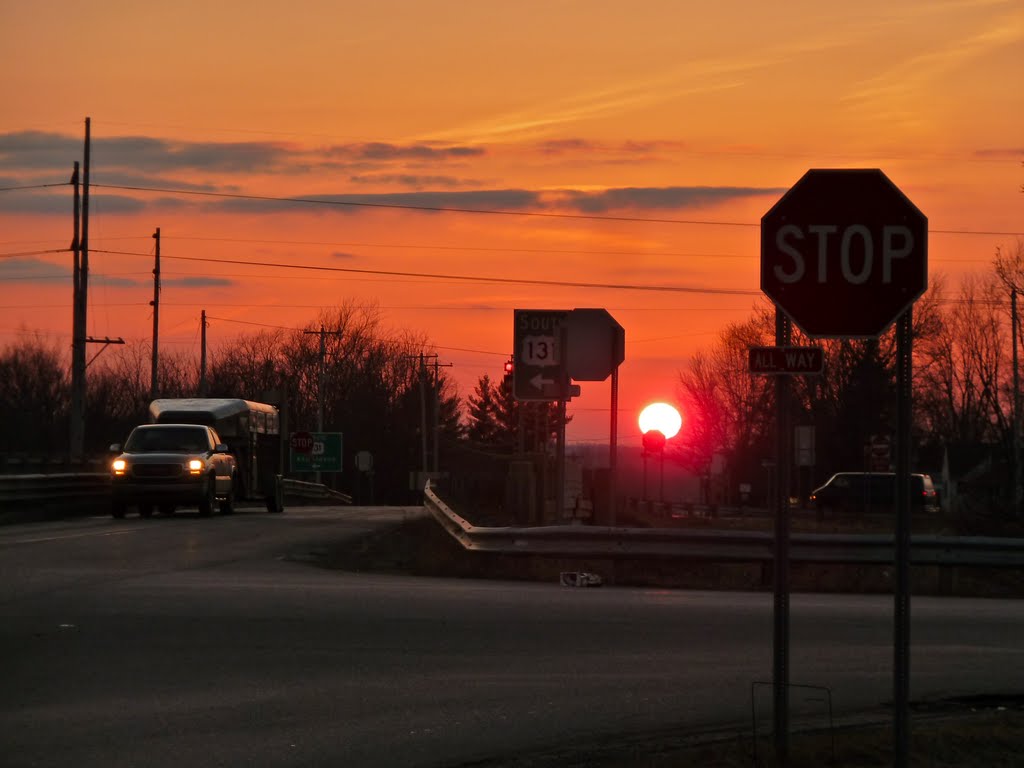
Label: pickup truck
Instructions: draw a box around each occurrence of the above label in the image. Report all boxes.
[110,423,236,518]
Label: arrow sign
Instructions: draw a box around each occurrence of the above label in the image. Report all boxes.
[513,309,572,401]
[530,373,555,389]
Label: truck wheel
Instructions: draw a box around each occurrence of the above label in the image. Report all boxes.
[159,504,176,516]
[138,503,154,518]
[219,480,235,515]
[198,477,215,517]
[111,501,126,519]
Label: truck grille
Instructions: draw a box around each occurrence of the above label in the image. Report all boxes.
[132,464,182,479]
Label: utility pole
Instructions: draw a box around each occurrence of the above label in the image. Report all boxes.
[150,227,160,400]
[303,326,343,483]
[74,118,92,454]
[406,353,448,482]
[430,356,453,473]
[418,354,429,480]
[199,310,208,396]
[70,162,84,460]
[1013,289,1021,517]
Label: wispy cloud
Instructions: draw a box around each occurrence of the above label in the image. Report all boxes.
[0,189,147,216]
[552,186,783,214]
[163,276,234,287]
[347,173,479,188]
[974,148,1024,159]
[0,131,485,177]
[842,8,1024,115]
[213,189,541,215]
[0,257,138,286]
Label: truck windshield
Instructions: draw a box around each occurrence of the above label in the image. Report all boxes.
[125,427,210,453]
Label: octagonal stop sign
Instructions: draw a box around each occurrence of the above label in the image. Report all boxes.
[761,169,927,338]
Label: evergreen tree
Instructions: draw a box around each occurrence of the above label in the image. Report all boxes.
[466,373,500,443]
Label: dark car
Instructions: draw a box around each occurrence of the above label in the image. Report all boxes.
[810,471,940,515]
[109,423,237,518]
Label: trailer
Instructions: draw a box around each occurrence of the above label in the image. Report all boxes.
[148,398,283,512]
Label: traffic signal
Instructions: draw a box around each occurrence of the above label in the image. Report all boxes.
[504,358,514,375]
[642,429,666,454]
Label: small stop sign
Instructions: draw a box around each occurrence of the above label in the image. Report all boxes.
[760,169,927,338]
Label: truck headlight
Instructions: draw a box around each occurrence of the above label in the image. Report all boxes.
[112,459,127,475]
[188,459,204,474]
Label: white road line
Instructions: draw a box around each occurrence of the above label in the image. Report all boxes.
[3,528,144,546]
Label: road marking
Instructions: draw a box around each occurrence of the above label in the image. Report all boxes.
[4,528,144,546]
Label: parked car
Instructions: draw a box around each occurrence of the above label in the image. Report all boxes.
[109,423,237,518]
[810,471,940,515]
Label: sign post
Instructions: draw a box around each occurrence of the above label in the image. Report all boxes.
[760,169,927,768]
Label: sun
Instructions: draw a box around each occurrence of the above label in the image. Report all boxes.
[638,402,682,439]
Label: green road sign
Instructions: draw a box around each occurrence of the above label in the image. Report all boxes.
[289,431,343,472]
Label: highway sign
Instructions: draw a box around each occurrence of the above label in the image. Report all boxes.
[289,431,342,472]
[749,346,824,375]
[513,309,572,401]
[760,169,927,338]
[566,308,625,381]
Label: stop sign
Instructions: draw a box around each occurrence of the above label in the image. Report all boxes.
[761,169,927,338]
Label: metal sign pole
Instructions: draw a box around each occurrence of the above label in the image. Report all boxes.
[894,308,913,767]
[773,308,792,765]
[609,366,619,526]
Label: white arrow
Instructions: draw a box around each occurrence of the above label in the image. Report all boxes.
[530,373,555,389]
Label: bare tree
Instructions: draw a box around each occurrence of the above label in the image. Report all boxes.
[0,333,69,455]
[916,272,1008,446]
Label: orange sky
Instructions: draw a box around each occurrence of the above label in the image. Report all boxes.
[1,1,1021,445]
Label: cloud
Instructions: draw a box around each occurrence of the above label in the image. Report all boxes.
[0,257,138,286]
[0,131,485,178]
[214,188,541,214]
[535,138,681,158]
[331,252,358,260]
[974,148,1024,159]
[553,186,785,214]
[163,276,234,287]
[334,142,484,162]
[537,139,595,155]
[0,189,148,216]
[348,173,476,188]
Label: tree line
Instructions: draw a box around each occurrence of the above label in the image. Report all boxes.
[0,300,567,505]
[675,243,1024,514]
[4,244,1022,511]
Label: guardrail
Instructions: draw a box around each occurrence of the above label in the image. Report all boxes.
[0,473,112,519]
[423,481,1024,569]
[281,478,352,505]
[0,473,352,518]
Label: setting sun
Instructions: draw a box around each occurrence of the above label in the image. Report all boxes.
[638,402,682,439]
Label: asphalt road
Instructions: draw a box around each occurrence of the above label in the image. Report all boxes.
[1,506,1022,767]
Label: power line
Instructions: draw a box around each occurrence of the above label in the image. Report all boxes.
[204,315,297,332]
[65,182,1024,237]
[168,234,749,261]
[0,182,70,192]
[89,248,759,296]
[0,248,71,259]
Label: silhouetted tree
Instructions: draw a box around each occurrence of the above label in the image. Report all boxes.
[0,334,68,455]
[466,373,501,443]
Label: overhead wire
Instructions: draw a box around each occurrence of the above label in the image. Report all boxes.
[88,248,759,296]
